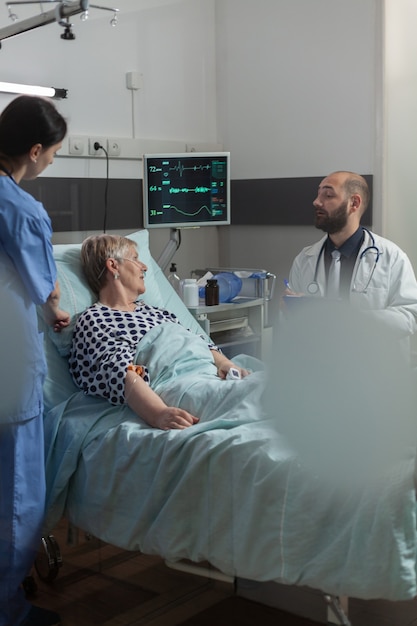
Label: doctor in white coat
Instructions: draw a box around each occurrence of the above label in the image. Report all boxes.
[286,171,417,339]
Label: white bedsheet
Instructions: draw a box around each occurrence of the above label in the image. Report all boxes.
[43,324,417,601]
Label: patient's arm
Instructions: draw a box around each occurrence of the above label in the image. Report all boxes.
[124,369,199,430]
[211,350,251,379]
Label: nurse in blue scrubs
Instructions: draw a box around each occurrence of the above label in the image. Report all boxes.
[0,96,70,626]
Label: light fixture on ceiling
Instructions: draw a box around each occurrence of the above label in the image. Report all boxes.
[0,1,120,45]
[6,3,17,20]
[80,4,119,27]
[0,81,68,99]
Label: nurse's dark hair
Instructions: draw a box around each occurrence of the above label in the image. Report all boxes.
[0,95,67,156]
[81,234,137,295]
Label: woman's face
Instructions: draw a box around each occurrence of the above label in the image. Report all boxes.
[118,247,148,295]
[24,141,62,180]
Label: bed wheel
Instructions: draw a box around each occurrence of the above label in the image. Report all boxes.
[34,535,63,582]
[22,575,37,596]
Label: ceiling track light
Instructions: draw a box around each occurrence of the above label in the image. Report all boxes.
[6,4,18,21]
[0,80,68,99]
[80,7,118,26]
[0,0,119,45]
[89,4,119,27]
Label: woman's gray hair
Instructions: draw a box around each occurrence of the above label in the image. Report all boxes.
[81,234,137,295]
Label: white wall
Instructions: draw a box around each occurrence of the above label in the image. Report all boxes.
[0,0,387,288]
[0,0,218,154]
[383,0,417,270]
[216,0,377,180]
[215,0,381,292]
[0,0,221,276]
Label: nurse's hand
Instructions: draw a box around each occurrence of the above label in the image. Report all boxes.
[43,282,71,331]
[51,309,71,332]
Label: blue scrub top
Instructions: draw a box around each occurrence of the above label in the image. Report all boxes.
[0,176,57,423]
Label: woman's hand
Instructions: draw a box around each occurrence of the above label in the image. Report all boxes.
[149,407,199,430]
[124,370,199,430]
[211,350,251,379]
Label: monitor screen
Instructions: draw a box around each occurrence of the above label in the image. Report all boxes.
[142,152,231,229]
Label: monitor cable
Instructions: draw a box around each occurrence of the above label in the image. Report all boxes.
[93,141,110,233]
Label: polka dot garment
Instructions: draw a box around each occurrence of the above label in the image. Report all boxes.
[68,302,216,405]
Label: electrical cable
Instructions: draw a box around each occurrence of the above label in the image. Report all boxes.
[130,89,136,138]
[93,141,110,233]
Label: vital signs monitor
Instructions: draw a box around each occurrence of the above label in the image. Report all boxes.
[142,152,231,229]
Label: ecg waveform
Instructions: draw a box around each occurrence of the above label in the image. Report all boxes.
[169,186,211,194]
[168,160,211,177]
[162,204,223,217]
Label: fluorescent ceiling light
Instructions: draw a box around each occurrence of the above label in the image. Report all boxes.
[0,81,67,99]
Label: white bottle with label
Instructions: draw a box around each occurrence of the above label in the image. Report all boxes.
[181,278,199,307]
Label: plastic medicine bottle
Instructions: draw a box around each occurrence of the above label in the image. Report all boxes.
[205,278,219,306]
[181,278,199,307]
[167,263,181,295]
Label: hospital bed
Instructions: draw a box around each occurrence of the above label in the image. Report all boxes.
[38,229,417,625]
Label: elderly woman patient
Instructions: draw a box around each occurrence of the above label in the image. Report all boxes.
[69,234,250,430]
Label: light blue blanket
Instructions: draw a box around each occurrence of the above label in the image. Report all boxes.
[44,323,417,600]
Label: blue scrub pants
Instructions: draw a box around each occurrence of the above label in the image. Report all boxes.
[0,415,45,626]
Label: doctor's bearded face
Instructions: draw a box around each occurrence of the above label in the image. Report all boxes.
[314,199,349,234]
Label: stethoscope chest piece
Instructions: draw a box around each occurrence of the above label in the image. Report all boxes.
[307,282,320,295]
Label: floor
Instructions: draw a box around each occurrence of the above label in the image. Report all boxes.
[26,520,321,626]
[26,520,417,626]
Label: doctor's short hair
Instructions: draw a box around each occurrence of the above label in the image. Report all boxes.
[0,95,67,157]
[341,171,370,213]
[81,234,137,295]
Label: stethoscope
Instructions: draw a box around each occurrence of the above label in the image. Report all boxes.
[0,162,15,181]
[307,228,381,295]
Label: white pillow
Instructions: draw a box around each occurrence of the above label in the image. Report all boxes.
[41,229,211,412]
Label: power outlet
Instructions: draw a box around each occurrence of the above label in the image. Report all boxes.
[68,136,85,156]
[108,139,121,157]
[88,137,107,156]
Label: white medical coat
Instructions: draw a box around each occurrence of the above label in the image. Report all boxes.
[288,230,417,338]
